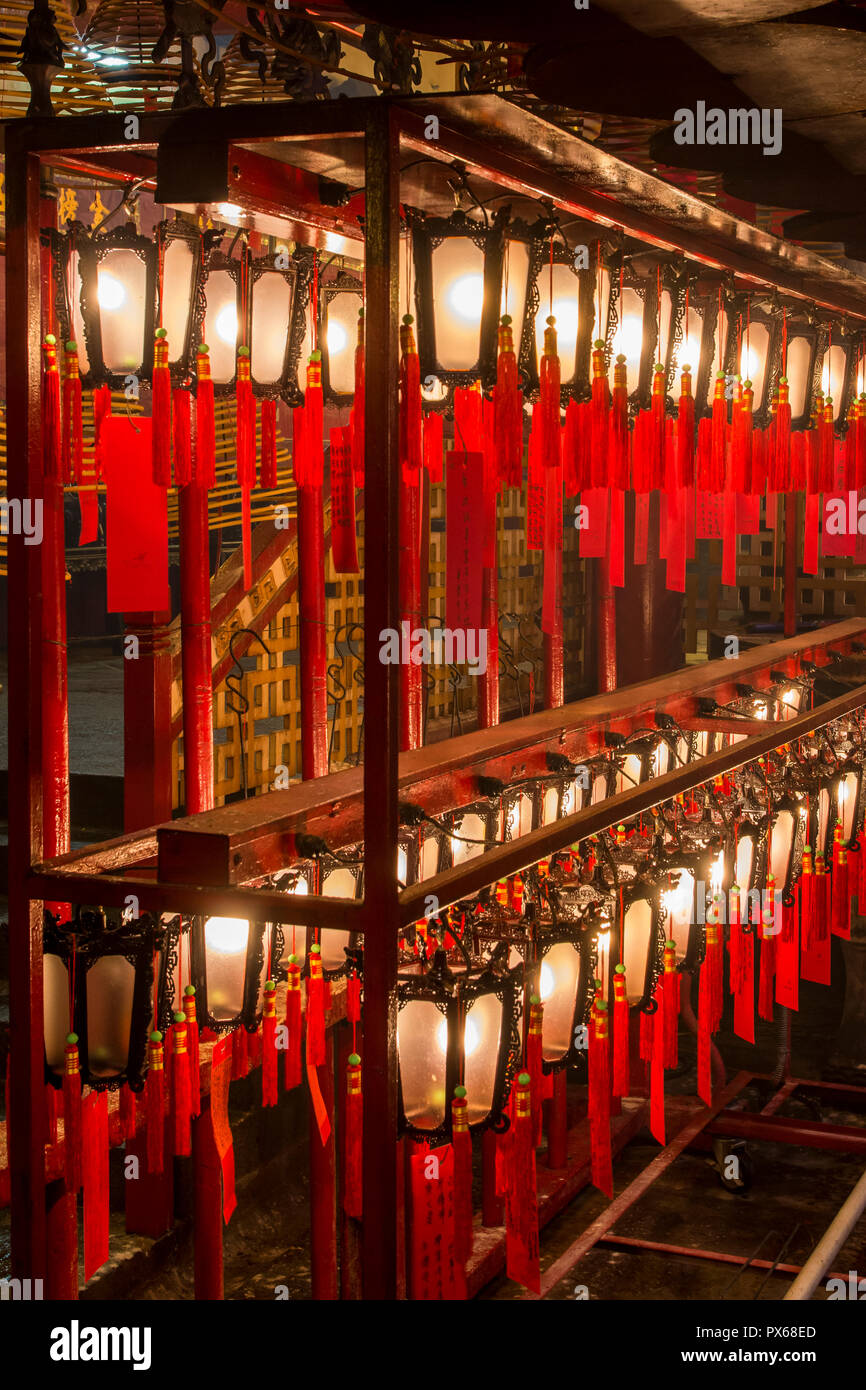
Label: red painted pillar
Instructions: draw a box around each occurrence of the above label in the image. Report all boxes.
[479,563,500,729]
[179,481,213,814]
[297,484,329,779]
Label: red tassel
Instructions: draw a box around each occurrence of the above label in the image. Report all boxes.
[612,965,630,1097]
[284,959,303,1090]
[494,315,523,485]
[609,353,630,489]
[831,827,851,940]
[262,980,279,1108]
[62,341,84,485]
[504,1072,541,1292]
[588,1003,613,1198]
[423,410,444,485]
[820,397,835,491]
[151,329,172,486]
[45,1082,59,1148]
[347,972,362,1026]
[399,316,423,476]
[731,381,753,493]
[344,1051,363,1219]
[194,346,216,488]
[845,401,858,488]
[639,1004,654,1063]
[351,307,365,487]
[82,1089,110,1281]
[295,354,325,489]
[231,1026,249,1080]
[676,367,695,489]
[145,1030,165,1175]
[697,956,713,1106]
[170,1011,191,1156]
[172,388,192,487]
[729,886,755,1044]
[649,362,666,489]
[306,945,326,1067]
[706,916,724,1033]
[451,1089,473,1265]
[589,340,609,485]
[662,941,679,1068]
[526,996,544,1146]
[710,372,728,493]
[42,335,63,480]
[62,1034,82,1192]
[183,985,201,1117]
[857,394,866,490]
[758,923,776,1023]
[235,346,256,489]
[802,853,832,986]
[92,384,112,468]
[120,1082,137,1142]
[539,318,562,472]
[650,983,666,1145]
[260,397,277,489]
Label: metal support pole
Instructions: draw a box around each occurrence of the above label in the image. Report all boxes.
[6,141,48,1284]
[179,481,213,815]
[310,1030,338,1299]
[784,1166,866,1300]
[360,103,401,1300]
[297,484,329,779]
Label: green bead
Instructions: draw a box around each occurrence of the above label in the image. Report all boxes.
[45,333,57,346]
[65,340,76,352]
[616,353,626,364]
[593,339,606,349]
[310,349,322,362]
[453,1085,467,1099]
[288,954,299,966]
[596,1000,609,1014]
[518,1071,531,1086]
[155,327,167,339]
[237,344,250,357]
[198,343,209,354]
[310,943,321,955]
[264,979,276,992]
[65,1032,78,1045]
[500,313,512,326]
[173,1011,185,1025]
[530,994,540,1006]
[402,313,414,325]
[150,1030,163,1043]
[348,1053,361,1066]
[184,984,196,997]
[614,963,625,975]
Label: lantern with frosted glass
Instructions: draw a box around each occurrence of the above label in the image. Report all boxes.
[767,795,807,902]
[194,247,244,394]
[826,764,866,849]
[609,253,679,409]
[659,856,705,971]
[513,220,605,404]
[443,801,499,868]
[396,950,519,1140]
[320,272,363,407]
[43,909,167,1090]
[190,913,268,1033]
[249,246,311,406]
[520,925,594,1070]
[729,298,781,427]
[156,220,206,386]
[76,224,158,389]
[673,279,731,422]
[781,317,821,429]
[597,884,664,1010]
[817,329,858,428]
[408,207,506,391]
[49,222,97,385]
[269,856,362,980]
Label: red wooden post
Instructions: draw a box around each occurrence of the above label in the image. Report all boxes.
[297,483,329,779]
[124,1120,174,1239]
[360,104,402,1300]
[784,491,798,638]
[399,473,423,750]
[192,1097,224,1301]
[123,610,173,830]
[310,1029,338,1299]
[336,1022,362,1300]
[479,561,500,728]
[6,139,48,1284]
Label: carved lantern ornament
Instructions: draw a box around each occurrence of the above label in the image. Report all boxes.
[396,947,519,1142]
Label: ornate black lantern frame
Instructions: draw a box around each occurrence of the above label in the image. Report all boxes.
[656,850,708,974]
[396,955,520,1142]
[43,908,167,1092]
[615,251,668,412]
[815,324,861,433]
[75,223,158,391]
[249,244,313,407]
[47,221,97,388]
[319,269,364,408]
[443,799,501,870]
[781,314,823,432]
[726,296,783,429]
[823,762,866,851]
[155,218,208,390]
[689,278,734,424]
[536,925,595,1073]
[192,243,246,399]
[612,879,666,1009]
[514,221,603,407]
[766,793,808,904]
[189,913,267,1034]
[407,205,507,393]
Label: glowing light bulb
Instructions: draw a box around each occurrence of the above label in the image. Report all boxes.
[217,202,243,218]
[204,916,249,955]
[822,359,832,395]
[327,320,348,356]
[612,314,643,363]
[710,850,725,897]
[436,1014,481,1056]
[677,334,701,369]
[781,688,799,715]
[662,876,693,925]
[447,274,484,323]
[755,702,768,720]
[290,877,308,896]
[97,272,125,311]
[539,961,555,1002]
[741,344,760,379]
[215,303,238,346]
[397,847,408,885]
[550,299,579,350]
[838,782,849,812]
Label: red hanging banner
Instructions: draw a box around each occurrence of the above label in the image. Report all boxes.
[446,450,484,633]
[330,425,359,574]
[102,417,170,613]
[542,465,563,636]
[82,1089,110,1281]
[578,487,609,559]
[210,1035,238,1224]
[609,487,625,588]
[803,492,820,575]
[408,1143,467,1300]
[633,491,650,565]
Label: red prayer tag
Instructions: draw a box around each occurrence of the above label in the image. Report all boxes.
[695,490,724,539]
[330,425,359,573]
[735,494,761,534]
[578,487,609,559]
[526,430,544,551]
[446,449,484,632]
[211,1036,238,1224]
[609,486,625,588]
[633,491,650,565]
[408,1143,466,1300]
[102,417,170,613]
[804,492,820,575]
[542,466,563,634]
[82,1089,110,1281]
[77,465,99,546]
[665,487,686,593]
